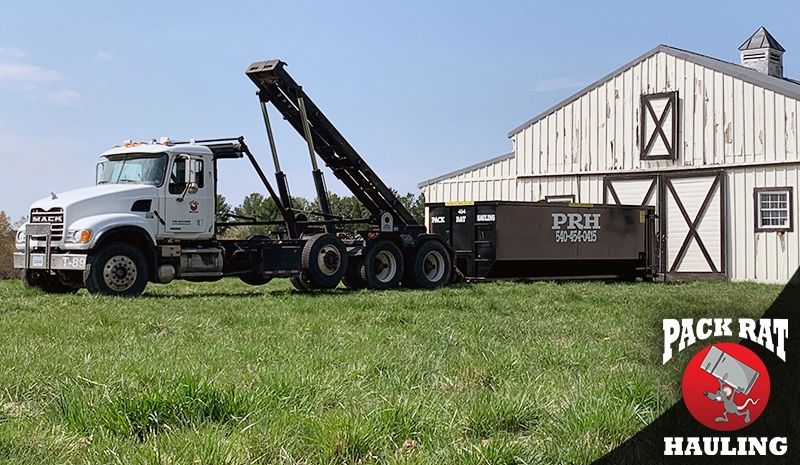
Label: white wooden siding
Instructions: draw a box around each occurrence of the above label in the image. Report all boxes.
[515,175,603,204]
[728,164,799,283]
[421,155,516,204]
[511,51,800,177]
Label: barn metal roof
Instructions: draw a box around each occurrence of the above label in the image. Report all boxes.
[739,26,785,52]
[506,43,800,138]
[417,152,514,188]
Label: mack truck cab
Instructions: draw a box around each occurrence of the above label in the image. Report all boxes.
[14,139,220,295]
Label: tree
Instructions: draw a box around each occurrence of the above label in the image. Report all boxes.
[308,193,369,233]
[398,192,425,224]
[224,189,427,238]
[215,194,233,235]
[0,211,17,279]
[228,193,310,238]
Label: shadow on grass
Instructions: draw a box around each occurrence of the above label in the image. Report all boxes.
[133,283,476,299]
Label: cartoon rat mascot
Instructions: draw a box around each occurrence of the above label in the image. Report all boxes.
[704,378,760,423]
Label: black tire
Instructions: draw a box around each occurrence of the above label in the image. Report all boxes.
[360,240,403,290]
[404,240,452,289]
[21,269,79,294]
[342,258,367,290]
[239,274,272,286]
[300,233,347,289]
[84,243,149,296]
[290,273,314,291]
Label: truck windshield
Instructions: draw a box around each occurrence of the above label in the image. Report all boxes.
[97,153,168,186]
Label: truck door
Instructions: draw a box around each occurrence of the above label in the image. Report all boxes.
[163,154,214,238]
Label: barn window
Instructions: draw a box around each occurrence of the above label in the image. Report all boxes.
[640,91,679,161]
[754,187,793,232]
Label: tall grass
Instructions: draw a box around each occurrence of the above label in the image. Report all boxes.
[0,278,780,464]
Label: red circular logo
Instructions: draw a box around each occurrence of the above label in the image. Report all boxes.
[681,342,769,431]
[189,200,199,212]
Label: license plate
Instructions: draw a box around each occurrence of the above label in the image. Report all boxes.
[31,255,45,268]
[58,255,87,270]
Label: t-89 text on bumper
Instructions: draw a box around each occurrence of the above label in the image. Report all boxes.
[13,253,87,271]
[551,213,600,243]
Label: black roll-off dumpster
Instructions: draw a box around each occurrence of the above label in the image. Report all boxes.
[427,201,658,281]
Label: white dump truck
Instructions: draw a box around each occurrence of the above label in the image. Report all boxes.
[12,60,454,296]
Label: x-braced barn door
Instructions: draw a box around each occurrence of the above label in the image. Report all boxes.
[603,173,662,271]
[662,171,726,280]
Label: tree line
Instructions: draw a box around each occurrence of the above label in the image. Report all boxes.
[216,191,425,238]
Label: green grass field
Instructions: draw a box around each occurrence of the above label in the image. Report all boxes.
[0,278,781,464]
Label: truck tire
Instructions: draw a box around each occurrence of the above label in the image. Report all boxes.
[239,274,272,286]
[289,272,315,291]
[21,270,79,294]
[360,240,403,290]
[404,240,452,289]
[342,258,367,290]
[301,233,347,289]
[84,243,148,296]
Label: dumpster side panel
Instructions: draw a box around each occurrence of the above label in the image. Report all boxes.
[495,204,648,261]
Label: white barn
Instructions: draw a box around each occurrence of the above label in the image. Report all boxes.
[419,28,799,284]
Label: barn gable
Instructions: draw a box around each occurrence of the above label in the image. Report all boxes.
[510,44,800,180]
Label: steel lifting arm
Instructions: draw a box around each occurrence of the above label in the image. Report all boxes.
[245,60,421,230]
[197,137,294,232]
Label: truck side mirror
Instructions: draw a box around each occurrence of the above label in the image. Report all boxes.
[182,156,193,184]
[96,162,106,184]
[186,157,202,193]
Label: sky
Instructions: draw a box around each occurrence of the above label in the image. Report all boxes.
[1,0,799,220]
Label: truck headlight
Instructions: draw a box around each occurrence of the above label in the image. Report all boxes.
[66,229,93,244]
[15,229,25,243]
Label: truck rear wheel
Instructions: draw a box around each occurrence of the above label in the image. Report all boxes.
[301,233,347,289]
[21,270,79,294]
[360,240,403,290]
[289,272,315,291]
[342,258,367,290]
[84,243,148,296]
[239,274,272,286]
[404,240,452,289]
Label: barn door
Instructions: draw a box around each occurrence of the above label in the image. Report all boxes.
[603,174,659,208]
[604,174,663,273]
[662,171,726,280]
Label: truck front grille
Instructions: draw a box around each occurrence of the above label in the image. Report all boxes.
[29,207,64,241]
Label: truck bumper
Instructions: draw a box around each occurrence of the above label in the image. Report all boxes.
[13,252,87,271]
[14,224,87,271]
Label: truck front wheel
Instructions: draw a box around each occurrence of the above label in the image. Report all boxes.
[84,243,149,296]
